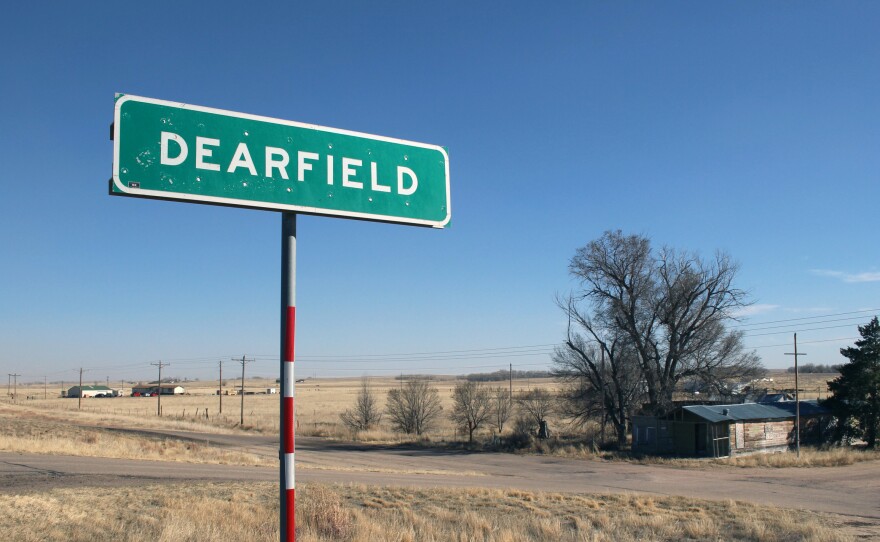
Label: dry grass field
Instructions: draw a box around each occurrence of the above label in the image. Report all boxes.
[0,405,271,466]
[750,369,839,401]
[5,369,835,441]
[0,481,853,542]
[2,399,874,471]
[0,371,854,468]
[3,376,562,442]
[2,372,875,541]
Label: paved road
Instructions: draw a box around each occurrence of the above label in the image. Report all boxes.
[1,432,878,525]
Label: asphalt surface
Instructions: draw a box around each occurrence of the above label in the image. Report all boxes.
[1,431,878,529]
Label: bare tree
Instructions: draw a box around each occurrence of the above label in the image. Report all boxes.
[385,379,443,436]
[339,378,382,432]
[491,387,512,434]
[450,381,492,443]
[553,323,644,447]
[516,388,555,436]
[565,231,763,416]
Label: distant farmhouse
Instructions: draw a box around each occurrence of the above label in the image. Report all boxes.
[632,400,830,458]
[131,384,186,396]
[67,385,117,398]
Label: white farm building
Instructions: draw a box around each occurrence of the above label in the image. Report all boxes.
[67,385,116,398]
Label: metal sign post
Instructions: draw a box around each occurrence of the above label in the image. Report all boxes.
[110,94,450,542]
[280,212,296,539]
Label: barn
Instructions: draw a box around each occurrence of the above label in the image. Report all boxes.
[632,400,830,458]
[67,385,115,398]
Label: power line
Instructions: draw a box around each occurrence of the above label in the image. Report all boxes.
[743,323,867,338]
[278,342,559,360]
[732,308,878,328]
[748,336,859,350]
[289,350,556,364]
[37,309,876,373]
[8,309,874,378]
[733,315,873,333]
[302,362,552,373]
[270,310,878,363]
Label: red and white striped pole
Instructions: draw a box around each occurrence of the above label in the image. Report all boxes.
[280,212,296,541]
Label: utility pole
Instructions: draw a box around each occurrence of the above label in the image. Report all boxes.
[78,368,83,410]
[785,333,807,458]
[218,359,223,414]
[10,373,20,403]
[233,355,254,425]
[151,361,169,416]
[6,374,10,397]
[509,363,513,403]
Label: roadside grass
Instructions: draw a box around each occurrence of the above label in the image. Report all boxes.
[0,481,854,542]
[484,434,880,469]
[604,446,880,469]
[0,409,271,466]
[709,446,880,468]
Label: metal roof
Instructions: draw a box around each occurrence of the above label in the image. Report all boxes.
[69,385,112,391]
[681,401,829,423]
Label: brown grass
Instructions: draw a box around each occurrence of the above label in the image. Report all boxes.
[4,373,870,473]
[0,482,856,542]
[0,376,871,540]
[605,446,880,469]
[0,407,271,466]
[2,371,842,446]
[2,376,561,441]
[760,369,838,400]
[711,446,880,468]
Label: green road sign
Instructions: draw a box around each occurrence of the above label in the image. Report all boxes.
[111,95,451,228]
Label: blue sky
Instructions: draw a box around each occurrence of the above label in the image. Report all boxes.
[1,2,877,384]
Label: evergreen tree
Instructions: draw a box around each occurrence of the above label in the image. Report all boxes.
[826,317,880,448]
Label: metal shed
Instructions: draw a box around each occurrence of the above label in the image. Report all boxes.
[633,401,829,457]
[67,385,115,398]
